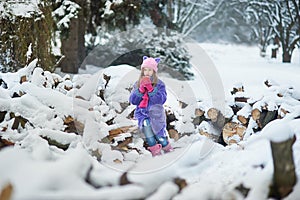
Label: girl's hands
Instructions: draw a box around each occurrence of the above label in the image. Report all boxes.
[139,76,153,93]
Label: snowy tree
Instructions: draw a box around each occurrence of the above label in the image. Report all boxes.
[245,0,274,56]
[248,0,300,62]
[152,0,227,37]
[52,0,85,73]
[0,0,55,72]
[83,1,193,79]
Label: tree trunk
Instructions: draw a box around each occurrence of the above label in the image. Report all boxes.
[60,0,85,73]
[269,136,297,199]
[271,49,277,58]
[282,51,291,63]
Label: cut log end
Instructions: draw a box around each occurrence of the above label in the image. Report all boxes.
[207,108,219,122]
[195,108,204,117]
[251,108,261,121]
[237,115,248,125]
[222,122,246,145]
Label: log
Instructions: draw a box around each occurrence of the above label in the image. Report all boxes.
[251,107,277,131]
[207,108,226,129]
[222,122,246,145]
[231,84,244,95]
[0,183,13,200]
[199,129,219,142]
[235,184,250,198]
[120,172,131,185]
[173,178,187,191]
[264,79,279,88]
[112,137,133,151]
[20,75,27,83]
[237,115,248,125]
[179,100,188,109]
[207,108,218,122]
[230,105,241,115]
[251,108,260,121]
[234,97,249,103]
[198,121,220,142]
[0,111,7,123]
[168,129,179,141]
[192,108,206,127]
[236,104,252,125]
[0,137,14,150]
[166,109,176,130]
[63,116,84,135]
[269,136,297,199]
[278,104,294,119]
[195,108,204,117]
[108,125,136,141]
[9,113,28,130]
[261,110,277,128]
[41,136,70,150]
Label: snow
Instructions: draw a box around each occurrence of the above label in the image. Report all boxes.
[0,1,41,19]
[53,0,81,29]
[260,119,294,142]
[0,43,300,199]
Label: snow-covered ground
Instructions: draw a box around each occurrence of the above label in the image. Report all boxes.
[0,43,300,200]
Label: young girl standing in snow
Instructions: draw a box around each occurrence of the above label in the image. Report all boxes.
[129,56,173,156]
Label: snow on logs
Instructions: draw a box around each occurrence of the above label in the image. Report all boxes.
[195,81,300,145]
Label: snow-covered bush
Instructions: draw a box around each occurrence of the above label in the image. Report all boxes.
[83,28,192,80]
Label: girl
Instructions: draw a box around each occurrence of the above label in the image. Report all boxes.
[129,56,173,156]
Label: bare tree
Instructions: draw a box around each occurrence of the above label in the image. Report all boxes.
[181,0,226,37]
[249,0,300,62]
[137,0,226,37]
[245,1,274,57]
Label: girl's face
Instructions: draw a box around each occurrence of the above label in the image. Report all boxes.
[143,67,154,77]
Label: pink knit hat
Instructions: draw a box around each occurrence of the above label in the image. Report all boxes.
[141,56,160,72]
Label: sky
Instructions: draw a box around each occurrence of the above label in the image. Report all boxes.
[0,43,300,200]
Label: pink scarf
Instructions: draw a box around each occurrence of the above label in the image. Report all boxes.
[138,91,149,108]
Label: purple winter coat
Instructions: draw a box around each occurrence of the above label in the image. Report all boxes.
[129,79,167,137]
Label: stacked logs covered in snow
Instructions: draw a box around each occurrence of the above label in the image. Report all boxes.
[186,81,300,145]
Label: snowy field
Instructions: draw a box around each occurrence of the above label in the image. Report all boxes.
[0,43,300,200]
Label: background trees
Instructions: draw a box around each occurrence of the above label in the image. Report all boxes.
[246,0,300,62]
[0,0,299,74]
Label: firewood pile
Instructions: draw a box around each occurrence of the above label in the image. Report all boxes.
[1,59,299,157]
[107,79,300,149]
[186,80,300,145]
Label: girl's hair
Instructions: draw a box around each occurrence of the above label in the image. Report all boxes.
[137,68,158,87]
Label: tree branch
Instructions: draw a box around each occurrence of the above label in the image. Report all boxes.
[182,0,225,37]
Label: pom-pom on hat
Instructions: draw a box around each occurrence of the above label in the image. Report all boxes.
[141,56,160,72]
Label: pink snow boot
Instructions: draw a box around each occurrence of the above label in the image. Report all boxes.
[147,144,162,156]
[162,143,174,153]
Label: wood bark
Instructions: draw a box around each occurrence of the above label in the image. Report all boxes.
[0,183,13,200]
[0,138,14,150]
[199,129,219,142]
[207,108,226,129]
[192,108,206,127]
[269,136,297,199]
[108,126,136,141]
[222,122,246,145]
[63,116,84,135]
[0,111,7,123]
[231,85,244,95]
[60,0,85,73]
[237,115,248,125]
[168,129,180,141]
[251,108,277,130]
